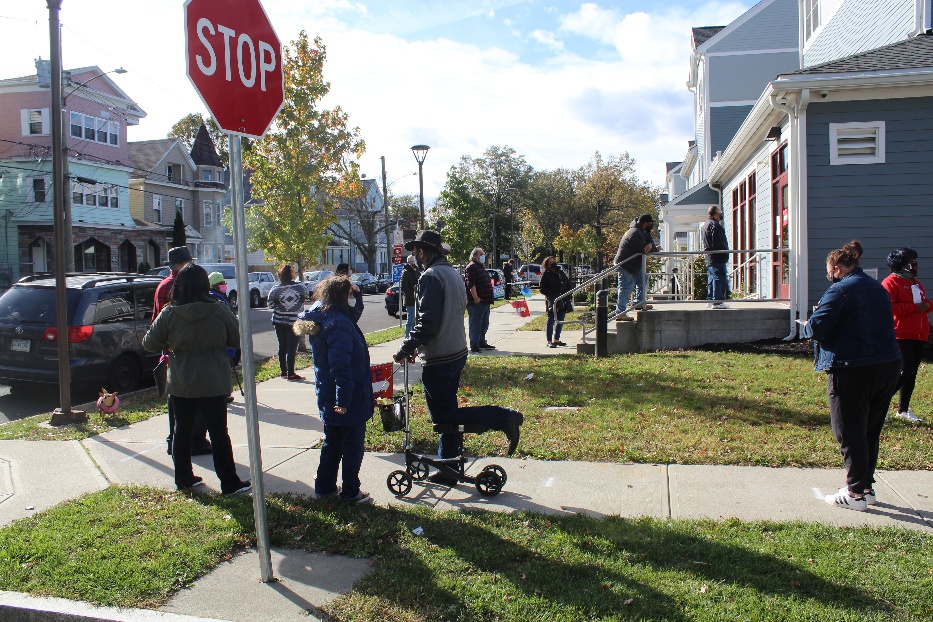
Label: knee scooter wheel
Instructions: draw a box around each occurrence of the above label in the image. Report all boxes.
[408,460,429,481]
[475,470,503,497]
[481,464,507,487]
[387,470,413,497]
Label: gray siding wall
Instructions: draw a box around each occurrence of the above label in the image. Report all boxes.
[804,0,914,67]
[710,106,754,158]
[805,97,933,308]
[707,0,800,53]
[709,51,801,102]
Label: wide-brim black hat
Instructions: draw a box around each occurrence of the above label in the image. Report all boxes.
[404,230,450,255]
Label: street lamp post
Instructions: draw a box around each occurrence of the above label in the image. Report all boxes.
[411,145,430,230]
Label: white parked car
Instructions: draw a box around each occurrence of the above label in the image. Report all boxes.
[303,269,334,296]
[248,271,277,307]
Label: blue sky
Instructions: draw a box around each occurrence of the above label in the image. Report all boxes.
[1,0,754,198]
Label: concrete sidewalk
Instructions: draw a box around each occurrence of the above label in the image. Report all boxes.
[1,295,931,621]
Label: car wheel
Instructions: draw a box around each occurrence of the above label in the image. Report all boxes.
[107,354,140,393]
[250,289,260,308]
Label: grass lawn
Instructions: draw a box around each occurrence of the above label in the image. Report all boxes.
[519,310,588,332]
[365,354,933,470]
[1,486,931,620]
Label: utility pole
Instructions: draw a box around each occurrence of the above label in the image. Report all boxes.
[381,156,389,273]
[47,0,84,424]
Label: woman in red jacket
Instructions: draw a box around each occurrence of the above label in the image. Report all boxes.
[882,248,931,423]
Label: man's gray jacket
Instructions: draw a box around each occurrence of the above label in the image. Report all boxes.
[397,256,468,365]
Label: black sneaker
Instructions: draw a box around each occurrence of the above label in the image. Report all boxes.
[177,476,204,491]
[480,344,496,350]
[470,347,482,354]
[223,481,251,495]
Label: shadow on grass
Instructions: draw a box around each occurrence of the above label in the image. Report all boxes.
[197,494,897,621]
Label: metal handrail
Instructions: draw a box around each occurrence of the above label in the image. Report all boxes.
[544,247,792,344]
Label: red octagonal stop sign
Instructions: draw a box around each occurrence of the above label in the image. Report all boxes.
[184,0,284,139]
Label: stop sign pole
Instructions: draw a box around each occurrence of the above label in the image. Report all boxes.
[185,0,285,584]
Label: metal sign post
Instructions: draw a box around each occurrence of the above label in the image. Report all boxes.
[229,135,273,582]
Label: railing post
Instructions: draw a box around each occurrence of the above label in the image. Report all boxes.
[595,289,608,358]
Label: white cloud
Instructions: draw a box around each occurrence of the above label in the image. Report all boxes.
[529,29,565,52]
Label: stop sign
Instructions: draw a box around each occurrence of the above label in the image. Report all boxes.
[184,0,284,138]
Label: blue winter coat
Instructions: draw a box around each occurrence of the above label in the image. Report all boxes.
[300,301,374,426]
[802,267,901,371]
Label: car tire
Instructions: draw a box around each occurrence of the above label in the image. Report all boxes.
[250,289,260,308]
[107,354,140,394]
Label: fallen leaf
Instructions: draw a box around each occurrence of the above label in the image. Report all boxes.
[699,585,708,594]
[623,599,634,606]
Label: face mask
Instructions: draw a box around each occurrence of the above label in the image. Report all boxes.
[348,295,355,306]
[907,263,918,277]
[826,269,840,284]
[478,255,485,263]
[218,284,227,294]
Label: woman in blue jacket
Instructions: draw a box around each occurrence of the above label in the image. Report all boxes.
[296,275,374,503]
[801,240,901,512]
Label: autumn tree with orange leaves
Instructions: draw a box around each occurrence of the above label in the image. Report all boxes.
[243,31,365,274]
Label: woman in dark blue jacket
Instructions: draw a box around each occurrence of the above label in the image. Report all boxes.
[801,240,901,512]
[296,275,374,503]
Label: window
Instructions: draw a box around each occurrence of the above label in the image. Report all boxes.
[110,187,119,209]
[166,164,182,184]
[204,201,212,226]
[830,122,885,165]
[153,195,163,224]
[98,187,109,208]
[32,178,47,202]
[94,289,134,324]
[135,286,156,322]
[202,169,213,181]
[174,198,184,214]
[214,202,221,227]
[804,0,820,41]
[21,109,49,136]
[68,112,119,147]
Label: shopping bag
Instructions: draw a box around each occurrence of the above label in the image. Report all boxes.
[371,362,393,399]
[153,354,168,397]
[521,285,533,298]
[511,300,531,317]
[379,393,406,433]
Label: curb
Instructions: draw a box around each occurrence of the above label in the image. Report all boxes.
[0,591,228,622]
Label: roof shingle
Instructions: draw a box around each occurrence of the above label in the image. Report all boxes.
[789,33,933,76]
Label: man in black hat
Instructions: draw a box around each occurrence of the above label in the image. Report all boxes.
[153,246,211,456]
[613,214,656,320]
[393,231,523,485]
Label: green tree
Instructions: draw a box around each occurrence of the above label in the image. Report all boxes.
[171,209,186,248]
[167,114,231,168]
[441,146,533,263]
[436,170,487,263]
[242,32,365,275]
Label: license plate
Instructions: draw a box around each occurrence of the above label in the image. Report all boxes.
[11,339,30,353]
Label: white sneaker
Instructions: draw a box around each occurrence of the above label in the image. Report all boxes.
[825,486,867,511]
[895,410,924,423]
[712,302,730,309]
[863,488,877,505]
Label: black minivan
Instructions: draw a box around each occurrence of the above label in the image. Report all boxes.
[0,273,164,393]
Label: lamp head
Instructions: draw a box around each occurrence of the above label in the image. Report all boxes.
[411,144,430,164]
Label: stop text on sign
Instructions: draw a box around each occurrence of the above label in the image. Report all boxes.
[194,18,277,92]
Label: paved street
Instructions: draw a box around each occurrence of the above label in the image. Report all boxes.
[0,292,395,425]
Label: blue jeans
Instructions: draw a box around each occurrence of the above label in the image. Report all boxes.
[405,305,416,337]
[467,303,490,349]
[707,263,728,301]
[615,268,645,314]
[422,354,514,458]
[546,307,566,342]
[315,422,366,499]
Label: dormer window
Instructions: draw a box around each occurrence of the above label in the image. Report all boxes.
[166,164,182,184]
[202,169,214,181]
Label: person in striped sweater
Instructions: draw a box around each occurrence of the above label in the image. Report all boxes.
[268,264,307,380]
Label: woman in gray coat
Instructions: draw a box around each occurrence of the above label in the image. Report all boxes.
[143,264,250,495]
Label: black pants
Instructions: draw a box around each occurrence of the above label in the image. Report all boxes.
[167,395,208,445]
[172,394,243,493]
[504,283,512,299]
[827,361,901,494]
[275,323,299,375]
[896,340,926,413]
